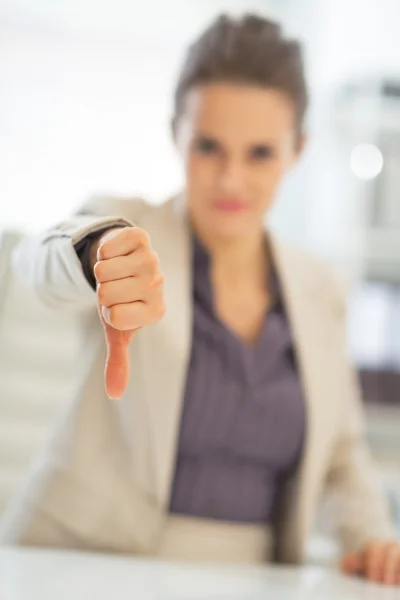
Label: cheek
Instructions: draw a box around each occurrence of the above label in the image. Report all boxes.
[254,159,289,193]
[186,152,217,188]
[249,161,290,213]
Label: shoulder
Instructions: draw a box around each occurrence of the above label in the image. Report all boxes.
[272,235,348,313]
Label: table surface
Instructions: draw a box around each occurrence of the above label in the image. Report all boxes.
[0,547,398,600]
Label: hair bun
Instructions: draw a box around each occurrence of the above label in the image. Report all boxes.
[241,14,281,39]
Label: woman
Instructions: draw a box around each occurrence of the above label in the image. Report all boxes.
[1,13,399,585]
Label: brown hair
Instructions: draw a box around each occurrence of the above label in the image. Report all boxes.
[173,13,308,136]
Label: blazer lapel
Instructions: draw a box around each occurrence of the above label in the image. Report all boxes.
[269,233,342,561]
[132,198,193,509]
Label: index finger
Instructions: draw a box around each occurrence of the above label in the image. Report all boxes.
[98,227,151,260]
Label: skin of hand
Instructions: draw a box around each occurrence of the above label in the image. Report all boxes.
[91,227,165,399]
[341,540,400,586]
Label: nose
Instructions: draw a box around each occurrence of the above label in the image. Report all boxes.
[217,157,245,195]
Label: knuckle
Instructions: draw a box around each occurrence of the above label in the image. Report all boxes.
[124,226,137,241]
[157,300,167,319]
[134,227,151,247]
[148,250,160,268]
[151,299,166,322]
[148,271,164,289]
[145,251,161,277]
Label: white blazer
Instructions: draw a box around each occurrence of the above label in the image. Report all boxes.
[0,196,393,563]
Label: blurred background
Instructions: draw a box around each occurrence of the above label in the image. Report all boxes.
[0,0,399,562]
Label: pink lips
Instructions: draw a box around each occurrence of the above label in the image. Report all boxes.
[212,198,248,213]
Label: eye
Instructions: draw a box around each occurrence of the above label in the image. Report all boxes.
[194,136,220,155]
[249,145,275,161]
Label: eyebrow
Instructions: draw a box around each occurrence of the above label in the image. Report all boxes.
[194,132,278,146]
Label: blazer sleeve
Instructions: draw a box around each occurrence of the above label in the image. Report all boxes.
[11,197,146,311]
[321,276,396,554]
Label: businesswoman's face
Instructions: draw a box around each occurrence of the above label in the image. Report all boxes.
[175,82,304,241]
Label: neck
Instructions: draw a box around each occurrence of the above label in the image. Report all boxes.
[194,226,269,286]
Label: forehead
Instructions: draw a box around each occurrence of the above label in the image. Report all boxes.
[182,83,296,142]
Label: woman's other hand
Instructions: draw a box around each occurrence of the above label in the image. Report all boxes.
[341,540,400,586]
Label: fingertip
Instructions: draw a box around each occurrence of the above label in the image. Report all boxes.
[101,305,111,324]
[97,228,123,260]
[105,365,128,400]
[104,341,130,400]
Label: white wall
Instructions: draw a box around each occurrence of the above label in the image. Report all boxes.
[0,29,181,228]
[313,0,400,89]
[300,0,400,269]
[1,0,285,232]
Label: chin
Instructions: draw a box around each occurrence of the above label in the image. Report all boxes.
[207,221,255,240]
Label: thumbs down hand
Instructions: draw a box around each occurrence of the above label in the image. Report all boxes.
[92,227,166,399]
